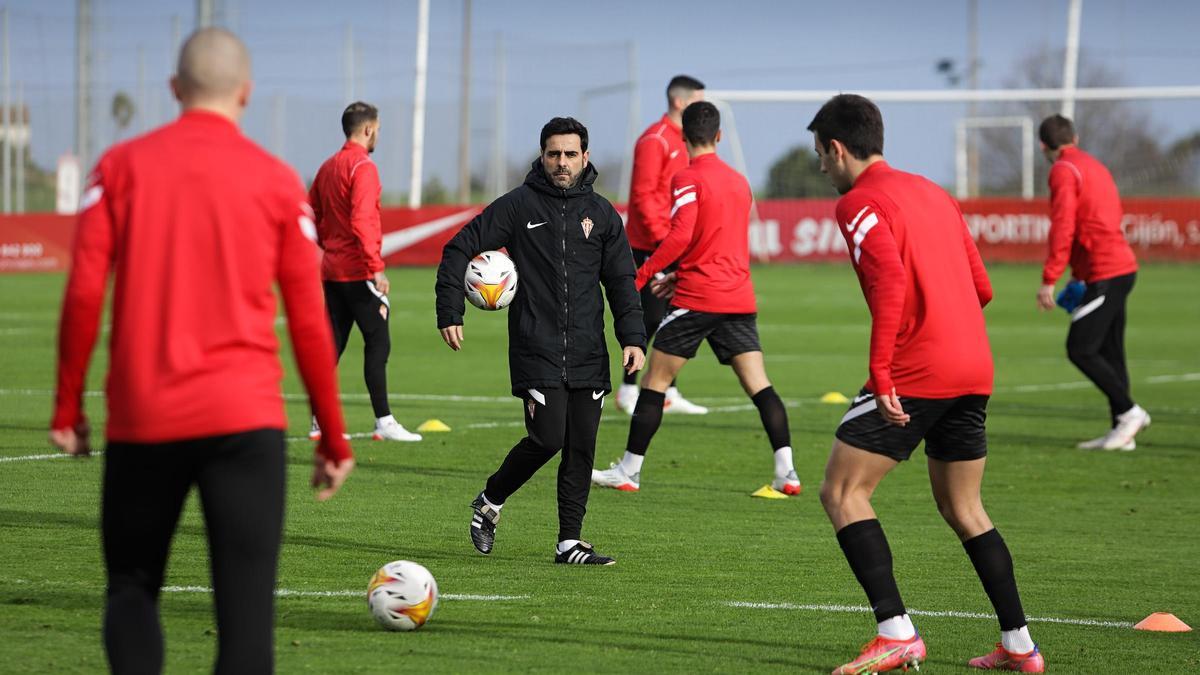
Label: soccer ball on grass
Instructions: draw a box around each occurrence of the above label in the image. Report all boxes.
[367,560,439,631]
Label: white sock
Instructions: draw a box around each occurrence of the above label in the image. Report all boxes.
[376,414,396,426]
[666,386,679,399]
[481,493,503,511]
[619,451,644,476]
[877,614,915,640]
[773,446,794,477]
[1001,625,1034,654]
[556,539,581,554]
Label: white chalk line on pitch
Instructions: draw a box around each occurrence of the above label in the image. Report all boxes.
[725,601,1134,629]
[161,585,528,602]
[6,372,1198,463]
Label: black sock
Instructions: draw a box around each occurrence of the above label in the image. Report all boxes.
[836,519,906,623]
[625,389,666,456]
[751,386,791,450]
[963,528,1028,631]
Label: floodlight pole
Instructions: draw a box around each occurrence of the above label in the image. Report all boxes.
[196,0,214,29]
[490,33,506,200]
[343,24,355,103]
[617,41,638,204]
[16,81,24,213]
[457,0,472,204]
[1062,0,1083,119]
[2,6,10,214]
[76,0,93,187]
[408,0,429,208]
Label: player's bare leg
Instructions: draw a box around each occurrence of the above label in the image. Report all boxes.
[593,351,688,491]
[822,441,925,674]
[730,351,801,496]
[929,457,1043,671]
[820,440,897,530]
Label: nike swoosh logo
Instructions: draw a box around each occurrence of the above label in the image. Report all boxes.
[852,393,873,405]
[673,185,694,196]
[592,390,604,400]
[526,221,547,229]
[669,150,680,159]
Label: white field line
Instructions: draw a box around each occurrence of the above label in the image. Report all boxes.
[725,601,1134,629]
[4,371,1196,406]
[0,451,104,463]
[161,585,528,601]
[997,371,1200,394]
[6,372,1197,463]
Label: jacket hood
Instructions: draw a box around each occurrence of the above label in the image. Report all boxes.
[524,158,599,198]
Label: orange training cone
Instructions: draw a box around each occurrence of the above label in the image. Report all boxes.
[1133,612,1192,632]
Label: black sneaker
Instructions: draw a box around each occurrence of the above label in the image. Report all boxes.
[554,541,616,566]
[469,492,500,555]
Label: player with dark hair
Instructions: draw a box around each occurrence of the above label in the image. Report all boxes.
[593,101,801,498]
[49,28,354,674]
[309,101,422,442]
[436,116,646,565]
[616,75,709,416]
[808,94,1044,673]
[1036,113,1147,451]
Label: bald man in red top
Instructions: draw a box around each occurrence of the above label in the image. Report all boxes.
[1036,114,1148,451]
[49,28,353,674]
[809,94,1044,674]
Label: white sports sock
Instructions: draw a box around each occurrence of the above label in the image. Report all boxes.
[773,446,795,477]
[376,414,396,426]
[619,451,644,476]
[481,493,503,511]
[877,614,915,640]
[1001,625,1034,654]
[665,386,680,399]
[556,539,581,554]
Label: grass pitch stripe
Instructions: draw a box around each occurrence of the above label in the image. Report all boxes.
[725,601,1134,629]
[162,585,528,601]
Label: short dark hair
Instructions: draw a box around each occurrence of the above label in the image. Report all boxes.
[540,116,589,152]
[341,101,378,138]
[682,101,720,146]
[667,75,705,105]
[806,94,884,160]
[1039,114,1076,150]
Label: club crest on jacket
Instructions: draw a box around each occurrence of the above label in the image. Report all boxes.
[580,216,594,239]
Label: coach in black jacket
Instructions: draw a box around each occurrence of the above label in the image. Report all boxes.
[435,117,645,566]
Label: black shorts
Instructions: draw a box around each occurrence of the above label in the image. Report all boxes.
[835,388,989,462]
[651,307,761,365]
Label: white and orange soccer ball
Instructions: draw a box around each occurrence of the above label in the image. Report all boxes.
[464,250,518,311]
[367,560,439,631]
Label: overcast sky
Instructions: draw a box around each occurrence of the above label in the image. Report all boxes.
[5,0,1199,198]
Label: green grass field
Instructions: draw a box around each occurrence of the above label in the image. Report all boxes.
[1,263,1198,673]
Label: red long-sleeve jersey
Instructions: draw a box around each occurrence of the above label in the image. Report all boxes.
[1042,146,1138,285]
[635,153,757,314]
[625,115,690,251]
[309,141,385,281]
[52,110,352,461]
[835,161,993,398]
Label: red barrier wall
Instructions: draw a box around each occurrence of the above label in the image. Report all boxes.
[5,198,1199,272]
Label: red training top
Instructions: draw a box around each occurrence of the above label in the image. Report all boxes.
[309,141,385,281]
[1043,146,1138,285]
[635,153,757,314]
[52,110,352,461]
[625,114,690,251]
[835,161,994,398]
